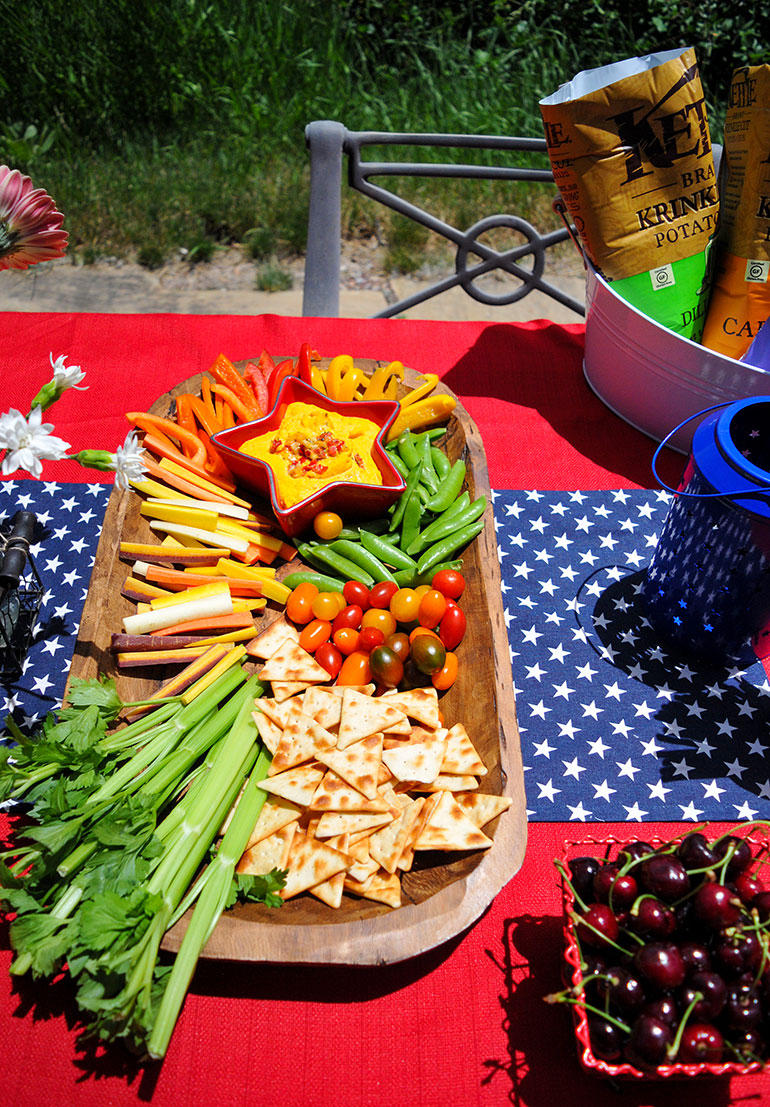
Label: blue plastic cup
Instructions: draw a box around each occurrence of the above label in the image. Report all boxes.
[641,396,770,658]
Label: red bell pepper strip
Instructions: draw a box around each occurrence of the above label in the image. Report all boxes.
[267,359,299,409]
[297,343,320,386]
[242,361,269,415]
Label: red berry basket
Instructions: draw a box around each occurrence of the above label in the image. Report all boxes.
[560,832,769,1080]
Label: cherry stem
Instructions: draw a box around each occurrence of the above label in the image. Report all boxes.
[665,991,702,1062]
[543,990,632,1035]
[569,910,635,958]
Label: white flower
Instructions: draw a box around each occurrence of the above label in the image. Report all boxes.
[0,406,70,479]
[112,431,148,491]
[49,353,87,391]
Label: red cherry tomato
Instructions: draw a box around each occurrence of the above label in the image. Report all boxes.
[332,627,360,656]
[332,604,363,634]
[343,580,370,610]
[369,580,399,609]
[315,642,343,679]
[431,651,458,690]
[439,604,466,650]
[369,644,404,689]
[336,650,372,686]
[385,632,410,662]
[357,626,386,654]
[418,588,448,628]
[431,569,466,599]
[298,618,332,654]
[286,581,318,625]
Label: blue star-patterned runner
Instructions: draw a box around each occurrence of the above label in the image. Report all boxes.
[494,489,770,825]
[1,480,111,729]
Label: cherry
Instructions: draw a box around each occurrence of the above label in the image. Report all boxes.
[593,864,638,910]
[624,1014,673,1068]
[618,841,654,865]
[693,882,742,929]
[731,1028,765,1061]
[734,871,763,904]
[569,857,603,901]
[643,995,678,1026]
[723,982,763,1031]
[676,1023,724,1063]
[715,835,753,876]
[639,855,690,902]
[713,930,762,976]
[679,941,712,977]
[754,890,770,921]
[587,1015,623,1061]
[633,942,686,993]
[677,832,719,873]
[627,896,676,940]
[596,967,646,1016]
[576,903,619,949]
[679,971,726,1021]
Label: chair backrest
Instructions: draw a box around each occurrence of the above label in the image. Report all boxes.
[302,119,586,320]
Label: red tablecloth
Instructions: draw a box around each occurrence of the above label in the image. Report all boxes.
[0,311,762,1106]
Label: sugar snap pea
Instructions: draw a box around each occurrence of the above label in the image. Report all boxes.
[415,434,439,494]
[329,538,397,583]
[282,570,345,593]
[430,447,451,480]
[388,461,423,533]
[396,430,421,470]
[415,517,485,577]
[386,450,410,480]
[400,491,422,555]
[405,493,481,555]
[358,528,418,572]
[297,542,375,587]
[425,457,466,513]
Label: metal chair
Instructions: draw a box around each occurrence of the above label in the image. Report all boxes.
[302,119,586,319]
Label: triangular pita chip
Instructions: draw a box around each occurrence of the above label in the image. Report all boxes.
[382,732,447,784]
[268,713,337,775]
[369,793,423,874]
[245,613,300,659]
[382,687,441,729]
[260,639,329,683]
[314,808,394,838]
[344,869,402,908]
[307,833,349,908]
[252,710,282,755]
[302,685,343,730]
[280,830,349,899]
[414,773,480,793]
[270,680,312,702]
[337,689,409,749]
[310,771,391,813]
[331,683,375,697]
[257,762,325,806]
[257,696,303,730]
[414,790,493,851]
[245,795,302,849]
[316,733,383,798]
[441,723,487,776]
[237,822,296,875]
[453,792,513,827]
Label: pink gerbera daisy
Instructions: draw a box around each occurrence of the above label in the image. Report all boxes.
[0,165,68,270]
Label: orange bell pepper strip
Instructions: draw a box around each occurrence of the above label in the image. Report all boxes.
[337,362,366,402]
[140,432,236,490]
[175,394,202,458]
[211,383,261,424]
[188,394,223,438]
[208,353,261,416]
[126,412,207,468]
[200,376,221,429]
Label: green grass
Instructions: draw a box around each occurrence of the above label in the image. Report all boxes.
[0,1,761,270]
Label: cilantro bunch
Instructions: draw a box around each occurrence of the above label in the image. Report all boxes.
[0,665,284,1059]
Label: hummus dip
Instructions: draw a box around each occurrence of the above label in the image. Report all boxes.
[240,401,383,507]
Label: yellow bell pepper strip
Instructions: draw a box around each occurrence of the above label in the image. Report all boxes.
[385,393,456,442]
[398,373,440,408]
[337,361,366,402]
[326,354,353,400]
[310,364,327,394]
[362,360,404,401]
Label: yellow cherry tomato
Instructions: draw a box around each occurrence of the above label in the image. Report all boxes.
[312,590,345,621]
[313,511,344,540]
[389,587,421,624]
[361,607,397,637]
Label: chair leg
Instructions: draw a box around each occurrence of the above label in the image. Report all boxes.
[303,120,346,317]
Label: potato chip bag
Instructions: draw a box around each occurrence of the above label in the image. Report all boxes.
[540,46,718,340]
[701,65,770,360]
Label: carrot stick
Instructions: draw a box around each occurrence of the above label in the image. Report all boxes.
[151,611,255,636]
[126,411,207,468]
[140,455,246,505]
[145,565,264,596]
[142,433,237,491]
[211,383,261,424]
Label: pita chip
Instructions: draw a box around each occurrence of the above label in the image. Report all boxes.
[307,832,349,908]
[369,792,423,874]
[268,712,337,775]
[337,689,409,749]
[257,696,303,730]
[316,733,384,799]
[270,680,312,702]
[252,710,282,755]
[259,639,329,683]
[310,771,391,813]
[245,794,302,849]
[302,685,343,730]
[245,613,300,659]
[331,683,375,697]
[344,869,402,908]
[454,792,513,828]
[382,731,447,784]
[314,807,394,838]
[415,773,480,793]
[414,790,493,852]
[257,761,326,806]
[441,722,487,776]
[280,830,349,900]
[237,822,296,875]
[382,687,441,729]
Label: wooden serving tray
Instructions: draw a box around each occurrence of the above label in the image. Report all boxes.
[69,361,526,965]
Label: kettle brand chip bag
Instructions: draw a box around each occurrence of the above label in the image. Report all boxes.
[540,47,718,340]
[700,65,770,361]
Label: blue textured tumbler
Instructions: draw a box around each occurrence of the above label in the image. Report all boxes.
[641,396,770,659]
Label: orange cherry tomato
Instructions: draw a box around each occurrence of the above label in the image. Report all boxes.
[361,607,397,637]
[313,511,344,540]
[418,588,448,628]
[409,626,442,645]
[286,581,318,625]
[431,650,458,690]
[312,590,344,621]
[336,650,372,686]
[389,587,420,624]
[332,627,360,656]
[414,584,431,599]
[298,618,332,653]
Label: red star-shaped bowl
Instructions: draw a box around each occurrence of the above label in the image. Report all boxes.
[210,376,406,538]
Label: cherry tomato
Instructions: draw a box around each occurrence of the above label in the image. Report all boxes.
[418,588,448,628]
[369,644,404,689]
[361,607,397,637]
[336,650,372,686]
[357,626,386,653]
[439,604,466,650]
[332,604,363,634]
[401,658,430,689]
[332,627,360,656]
[414,584,431,599]
[286,580,318,624]
[408,626,443,645]
[410,633,446,675]
[298,618,332,654]
[431,651,458,690]
[343,580,370,610]
[313,511,344,540]
[315,641,343,679]
[389,587,421,624]
[312,590,344,621]
[385,631,410,662]
[432,568,466,600]
[369,580,399,609]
